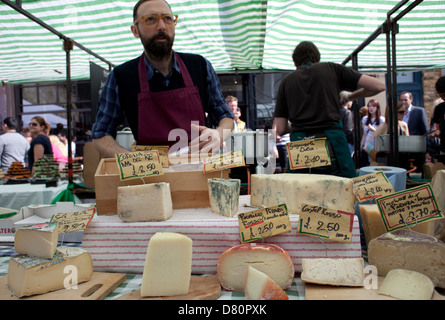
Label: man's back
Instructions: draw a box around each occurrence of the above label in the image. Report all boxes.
[0,132,30,171]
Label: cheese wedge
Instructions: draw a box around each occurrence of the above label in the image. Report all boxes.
[140,232,192,297]
[250,173,355,214]
[14,222,59,259]
[244,266,289,300]
[368,229,445,288]
[117,182,173,222]
[301,258,364,287]
[217,243,294,291]
[7,247,93,298]
[378,269,435,300]
[208,178,240,217]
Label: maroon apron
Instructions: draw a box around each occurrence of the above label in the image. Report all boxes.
[137,52,206,146]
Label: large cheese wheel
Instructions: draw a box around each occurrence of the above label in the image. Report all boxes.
[217,243,294,291]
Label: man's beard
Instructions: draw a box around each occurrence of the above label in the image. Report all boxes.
[141,31,174,59]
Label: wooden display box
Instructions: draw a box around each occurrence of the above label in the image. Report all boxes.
[94,158,229,215]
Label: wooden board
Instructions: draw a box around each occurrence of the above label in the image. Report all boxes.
[0,272,126,300]
[305,276,445,300]
[115,275,221,300]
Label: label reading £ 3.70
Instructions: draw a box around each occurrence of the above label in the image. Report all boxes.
[286,138,331,170]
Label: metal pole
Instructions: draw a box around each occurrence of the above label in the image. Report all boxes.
[64,38,74,185]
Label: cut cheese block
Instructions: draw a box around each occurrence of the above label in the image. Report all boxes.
[7,247,93,298]
[301,258,364,287]
[244,266,289,300]
[368,229,445,288]
[117,182,173,222]
[378,269,435,300]
[14,222,59,259]
[140,232,192,297]
[217,243,294,291]
[250,173,355,214]
[359,204,435,247]
[208,178,240,217]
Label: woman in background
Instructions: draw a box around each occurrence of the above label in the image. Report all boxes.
[28,116,53,172]
[360,99,385,164]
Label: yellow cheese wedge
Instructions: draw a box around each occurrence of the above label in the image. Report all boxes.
[7,247,93,298]
[140,232,192,297]
[14,222,59,259]
[244,266,289,300]
[378,269,435,300]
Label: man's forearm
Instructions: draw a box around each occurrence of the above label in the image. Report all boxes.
[93,135,129,158]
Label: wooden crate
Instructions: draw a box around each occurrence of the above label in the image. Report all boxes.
[94,158,229,215]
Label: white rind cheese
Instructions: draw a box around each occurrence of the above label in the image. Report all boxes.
[208,178,240,217]
[140,232,192,297]
[117,182,173,222]
[7,247,93,297]
[301,258,364,287]
[14,222,59,259]
[368,229,445,288]
[250,173,355,214]
[378,269,435,300]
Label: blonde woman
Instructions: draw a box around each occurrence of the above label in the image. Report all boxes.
[28,116,53,172]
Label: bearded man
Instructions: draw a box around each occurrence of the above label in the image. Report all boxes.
[91,0,233,158]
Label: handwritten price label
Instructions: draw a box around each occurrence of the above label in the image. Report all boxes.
[132,145,170,168]
[376,184,443,232]
[286,138,331,170]
[238,204,291,243]
[203,149,245,173]
[50,208,96,234]
[352,171,394,202]
[115,150,164,181]
[297,203,354,243]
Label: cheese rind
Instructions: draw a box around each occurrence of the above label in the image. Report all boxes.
[14,222,59,259]
[301,258,364,287]
[378,269,435,300]
[368,229,445,288]
[217,243,294,291]
[250,173,355,214]
[140,232,192,297]
[244,266,289,300]
[208,178,240,217]
[7,247,93,297]
[117,182,173,222]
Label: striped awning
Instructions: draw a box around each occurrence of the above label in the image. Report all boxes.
[1,0,444,84]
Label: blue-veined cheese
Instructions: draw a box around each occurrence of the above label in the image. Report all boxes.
[117,182,173,222]
[7,247,93,297]
[208,178,240,217]
[14,222,59,259]
[250,173,355,214]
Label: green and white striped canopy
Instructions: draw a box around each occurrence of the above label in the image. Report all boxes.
[1,0,444,84]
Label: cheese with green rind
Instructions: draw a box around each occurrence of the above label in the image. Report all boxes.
[208,178,240,217]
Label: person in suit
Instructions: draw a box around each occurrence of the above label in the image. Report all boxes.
[400,91,428,135]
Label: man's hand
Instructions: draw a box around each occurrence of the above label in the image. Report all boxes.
[189,124,222,156]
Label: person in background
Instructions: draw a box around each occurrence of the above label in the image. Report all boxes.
[400,91,428,136]
[360,99,385,164]
[339,95,354,155]
[49,135,68,171]
[28,116,53,172]
[429,76,445,155]
[57,130,76,157]
[0,117,30,172]
[226,96,246,132]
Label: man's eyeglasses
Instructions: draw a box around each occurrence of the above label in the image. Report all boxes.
[135,14,178,28]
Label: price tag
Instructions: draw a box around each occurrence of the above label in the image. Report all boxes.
[238,204,291,243]
[376,184,443,232]
[50,208,95,234]
[132,145,170,168]
[297,203,354,243]
[115,150,164,181]
[352,171,395,202]
[203,149,245,173]
[286,138,331,170]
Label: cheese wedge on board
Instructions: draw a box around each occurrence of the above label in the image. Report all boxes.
[217,243,294,291]
[368,229,445,288]
[14,222,59,259]
[7,247,93,298]
[117,182,173,222]
[378,269,435,300]
[140,232,192,297]
[250,173,355,214]
[208,178,240,217]
[244,266,289,300]
[301,258,364,287]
